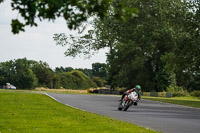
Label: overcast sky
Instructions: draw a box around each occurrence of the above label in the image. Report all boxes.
[0,0,107,69]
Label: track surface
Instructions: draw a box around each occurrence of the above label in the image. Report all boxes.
[46,93,200,133]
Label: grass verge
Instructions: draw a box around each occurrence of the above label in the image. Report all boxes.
[0,90,159,133]
[142,96,200,108]
[34,87,88,94]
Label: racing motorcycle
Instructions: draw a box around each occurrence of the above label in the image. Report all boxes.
[118,91,138,111]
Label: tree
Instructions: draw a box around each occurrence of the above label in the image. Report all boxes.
[65,67,74,72]
[31,61,61,88]
[0,58,38,89]
[107,0,200,91]
[0,58,62,89]
[92,62,107,79]
[55,66,74,73]
[0,60,15,85]
[92,76,106,87]
[15,58,38,89]
[0,0,137,34]
[54,0,200,91]
[76,68,93,77]
[55,66,67,73]
[53,17,120,58]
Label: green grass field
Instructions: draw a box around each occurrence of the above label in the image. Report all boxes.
[0,90,159,133]
[142,96,200,108]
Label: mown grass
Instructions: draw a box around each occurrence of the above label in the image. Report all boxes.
[0,90,159,133]
[142,96,200,108]
[34,88,88,94]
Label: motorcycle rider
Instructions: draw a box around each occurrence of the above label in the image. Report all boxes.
[120,85,142,105]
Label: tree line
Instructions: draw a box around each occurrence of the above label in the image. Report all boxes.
[0,58,107,89]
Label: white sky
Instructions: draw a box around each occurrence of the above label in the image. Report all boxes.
[0,0,107,69]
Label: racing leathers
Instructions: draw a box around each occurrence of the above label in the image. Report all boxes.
[120,88,141,102]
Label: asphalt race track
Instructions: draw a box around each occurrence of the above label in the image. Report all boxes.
[46,93,200,133]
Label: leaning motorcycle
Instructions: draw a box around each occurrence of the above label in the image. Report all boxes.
[118,91,138,111]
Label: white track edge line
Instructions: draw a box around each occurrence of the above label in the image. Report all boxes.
[44,93,86,112]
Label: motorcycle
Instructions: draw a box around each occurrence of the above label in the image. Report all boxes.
[118,91,138,111]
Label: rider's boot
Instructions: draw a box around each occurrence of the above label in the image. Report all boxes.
[134,102,137,106]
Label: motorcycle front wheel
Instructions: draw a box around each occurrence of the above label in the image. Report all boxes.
[118,101,123,110]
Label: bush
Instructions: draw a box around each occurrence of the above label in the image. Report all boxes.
[166,85,175,92]
[89,79,97,88]
[167,86,189,97]
[92,77,106,87]
[172,92,188,97]
[174,86,184,92]
[190,91,200,97]
[167,85,184,92]
[60,70,97,90]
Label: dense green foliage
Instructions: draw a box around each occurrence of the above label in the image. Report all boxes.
[55,62,107,79]
[92,62,107,79]
[104,0,200,91]
[172,92,189,97]
[0,59,38,89]
[0,0,137,34]
[191,91,200,97]
[54,0,200,92]
[92,77,106,87]
[60,70,97,90]
[0,58,106,89]
[31,61,61,88]
[2,0,199,92]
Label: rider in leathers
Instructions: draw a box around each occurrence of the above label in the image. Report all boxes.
[120,85,142,105]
